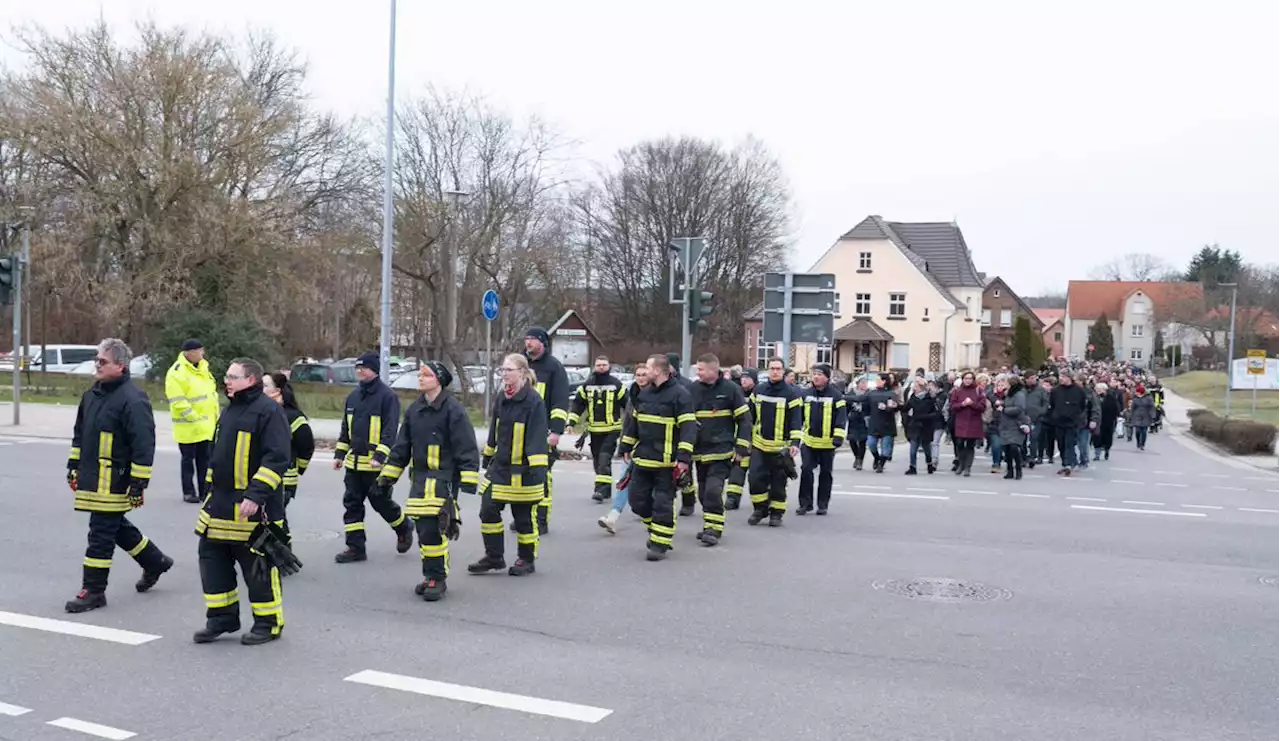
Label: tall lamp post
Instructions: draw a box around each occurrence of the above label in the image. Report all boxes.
[1221,282,1238,417]
[377,0,398,379]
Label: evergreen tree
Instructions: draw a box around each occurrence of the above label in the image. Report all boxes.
[1152,329,1164,363]
[1087,314,1115,360]
[1012,315,1034,368]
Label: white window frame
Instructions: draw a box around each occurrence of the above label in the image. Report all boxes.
[1131,301,1147,315]
[1130,348,1143,361]
[980,308,992,327]
[1000,309,1012,327]
[888,292,906,318]
[1131,323,1144,338]
[755,329,769,369]
[816,344,833,365]
[858,252,872,270]
[854,293,871,317]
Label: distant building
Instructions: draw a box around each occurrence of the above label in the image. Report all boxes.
[979,276,1044,368]
[1064,281,1204,363]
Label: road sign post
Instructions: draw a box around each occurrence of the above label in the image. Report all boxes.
[762,273,836,366]
[1246,349,1265,417]
[668,238,707,377]
[482,290,500,422]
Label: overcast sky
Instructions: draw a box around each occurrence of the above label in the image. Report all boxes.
[2,0,1276,295]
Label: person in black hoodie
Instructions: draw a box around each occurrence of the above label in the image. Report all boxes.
[1047,372,1087,476]
[843,377,870,470]
[903,376,940,474]
[861,374,900,473]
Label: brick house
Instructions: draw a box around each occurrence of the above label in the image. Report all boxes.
[978,276,1044,368]
[1034,309,1066,359]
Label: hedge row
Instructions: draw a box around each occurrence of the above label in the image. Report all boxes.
[1188,409,1277,455]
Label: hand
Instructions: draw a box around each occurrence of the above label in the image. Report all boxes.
[548,433,561,448]
[963,398,972,406]
[674,461,689,477]
[368,459,382,470]
[127,481,145,509]
[878,403,886,410]
[66,469,78,492]
[1088,422,1097,430]
[622,452,631,463]
[907,408,914,417]
[733,451,744,464]
[332,459,343,471]
[790,444,799,458]
[239,499,261,520]
[566,427,576,436]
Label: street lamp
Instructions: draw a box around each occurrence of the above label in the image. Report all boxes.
[377,0,398,380]
[1221,282,1238,416]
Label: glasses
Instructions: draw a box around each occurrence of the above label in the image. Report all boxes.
[93,357,111,366]
[224,374,245,381]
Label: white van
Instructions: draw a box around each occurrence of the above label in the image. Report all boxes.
[24,345,100,372]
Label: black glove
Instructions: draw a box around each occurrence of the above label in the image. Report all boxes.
[127,478,147,509]
[249,522,303,580]
[780,454,798,480]
[481,455,492,469]
[283,485,297,506]
[574,432,588,451]
[370,476,394,498]
[673,464,693,492]
[438,498,461,541]
[66,468,78,492]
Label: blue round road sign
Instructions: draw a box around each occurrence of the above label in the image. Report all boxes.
[482,289,500,321]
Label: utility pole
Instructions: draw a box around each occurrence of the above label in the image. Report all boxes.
[377,0,397,379]
[11,219,30,425]
[1223,282,1238,417]
[668,238,706,377]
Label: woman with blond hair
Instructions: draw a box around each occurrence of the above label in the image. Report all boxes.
[468,353,549,577]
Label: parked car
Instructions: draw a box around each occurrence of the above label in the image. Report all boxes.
[0,344,99,373]
[390,364,460,393]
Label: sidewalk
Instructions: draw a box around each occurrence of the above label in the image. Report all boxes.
[1159,389,1279,472]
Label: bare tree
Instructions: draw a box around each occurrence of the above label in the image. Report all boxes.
[1087,253,1171,282]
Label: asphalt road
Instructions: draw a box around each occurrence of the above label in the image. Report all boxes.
[0,426,1275,741]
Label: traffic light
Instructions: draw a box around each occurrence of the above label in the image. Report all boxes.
[0,254,14,306]
[688,289,714,333]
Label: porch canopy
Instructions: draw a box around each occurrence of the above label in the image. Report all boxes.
[833,318,894,343]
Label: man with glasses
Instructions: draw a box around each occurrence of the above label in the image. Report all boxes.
[523,328,569,534]
[65,339,174,613]
[165,339,219,503]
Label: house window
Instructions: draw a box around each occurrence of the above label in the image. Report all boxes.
[923,307,929,318]
[888,293,906,317]
[993,288,1001,298]
[1130,348,1143,361]
[891,343,911,368]
[858,252,872,270]
[980,309,992,326]
[1054,331,1062,342]
[834,292,841,316]
[1132,301,1147,315]
[855,293,871,316]
[965,296,973,319]
[755,329,769,369]
[816,344,833,365]
[1131,324,1144,338]
[1000,309,1012,327]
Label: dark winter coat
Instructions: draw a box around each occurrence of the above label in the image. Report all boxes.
[996,390,1031,444]
[863,388,900,438]
[948,385,988,440]
[1048,383,1088,430]
[1129,393,1156,427]
[1023,385,1051,423]
[903,391,940,439]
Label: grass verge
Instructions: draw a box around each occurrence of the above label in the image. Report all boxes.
[1164,371,1278,427]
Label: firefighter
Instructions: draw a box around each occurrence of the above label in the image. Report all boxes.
[470,353,549,576]
[333,352,413,563]
[689,353,751,546]
[568,355,625,503]
[165,338,219,503]
[64,339,173,614]
[747,357,802,527]
[797,363,847,516]
[666,352,700,517]
[376,362,479,601]
[523,328,569,534]
[618,354,697,561]
[193,358,291,645]
[724,368,757,510]
[263,372,314,549]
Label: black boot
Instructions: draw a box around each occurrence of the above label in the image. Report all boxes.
[240,628,279,646]
[183,492,200,504]
[904,466,917,475]
[768,511,783,527]
[747,508,766,526]
[645,544,668,561]
[1104,449,1110,460]
[334,548,367,564]
[678,503,695,517]
[927,463,936,474]
[725,494,741,511]
[591,491,606,503]
[508,558,536,576]
[395,524,414,554]
[815,506,828,516]
[698,529,720,547]
[417,578,447,602]
[193,625,237,644]
[135,555,174,593]
[796,504,812,515]
[64,589,106,614]
[1003,470,1014,479]
[467,554,506,574]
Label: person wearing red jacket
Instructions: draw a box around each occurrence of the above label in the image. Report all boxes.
[948,372,987,477]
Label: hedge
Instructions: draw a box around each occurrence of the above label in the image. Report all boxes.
[1188,410,1277,455]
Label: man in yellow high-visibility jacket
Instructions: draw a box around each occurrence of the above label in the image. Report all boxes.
[165,339,220,503]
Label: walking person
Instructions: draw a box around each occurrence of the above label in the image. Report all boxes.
[65,339,174,613]
[523,328,570,534]
[996,377,1031,480]
[985,378,1008,474]
[1037,377,1058,465]
[1023,374,1049,468]
[470,354,549,576]
[165,339,219,503]
[599,364,650,533]
[263,372,314,549]
[928,379,947,465]
[1094,382,1121,461]
[568,355,624,503]
[690,354,751,539]
[797,363,846,514]
[746,357,802,526]
[1075,373,1100,469]
[843,377,870,471]
[948,372,987,477]
[723,368,756,511]
[1128,384,1156,451]
[903,376,940,475]
[863,374,900,473]
[1047,372,1087,476]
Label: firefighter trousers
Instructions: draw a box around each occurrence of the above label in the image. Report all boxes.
[342,470,408,552]
[748,450,790,515]
[480,493,538,562]
[415,515,450,580]
[82,512,168,592]
[628,466,676,551]
[695,460,730,535]
[589,432,618,500]
[198,536,282,635]
[537,449,558,531]
[798,447,835,510]
[725,455,749,500]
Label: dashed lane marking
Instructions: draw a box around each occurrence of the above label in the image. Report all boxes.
[1066,497,1107,502]
[1154,482,1188,488]
[834,490,950,501]
[46,717,135,740]
[958,489,997,495]
[344,670,613,723]
[1182,504,1223,510]
[1201,474,1232,478]
[0,702,32,716]
[1071,505,1206,518]
[1110,479,1143,485]
[1109,467,1138,472]
[0,610,160,645]
[1010,493,1050,499]
[1213,486,1248,492]
[855,485,891,490]
[905,487,945,492]
[1239,508,1279,514]
[1122,500,1165,506]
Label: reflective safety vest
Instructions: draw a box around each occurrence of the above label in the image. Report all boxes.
[165,354,219,444]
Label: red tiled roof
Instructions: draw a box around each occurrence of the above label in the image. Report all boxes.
[1207,306,1279,338]
[1033,308,1065,325]
[1066,281,1204,320]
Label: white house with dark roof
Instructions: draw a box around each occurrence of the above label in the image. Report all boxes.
[745,215,985,373]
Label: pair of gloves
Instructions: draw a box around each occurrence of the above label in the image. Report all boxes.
[249,522,303,579]
[66,468,147,509]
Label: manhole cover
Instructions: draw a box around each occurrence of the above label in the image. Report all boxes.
[291,530,341,543]
[1260,575,1277,587]
[872,578,1012,603]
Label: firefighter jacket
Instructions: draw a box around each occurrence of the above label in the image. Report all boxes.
[282,406,315,489]
[750,378,803,453]
[482,384,550,502]
[382,390,481,516]
[800,382,848,450]
[690,377,751,462]
[164,353,219,444]
[196,383,291,543]
[618,375,697,469]
[335,377,400,472]
[568,372,625,433]
[68,372,156,514]
[528,350,570,435]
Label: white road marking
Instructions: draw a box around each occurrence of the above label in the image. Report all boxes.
[1066,496,1107,502]
[835,491,950,501]
[1110,467,1138,472]
[1154,482,1188,488]
[0,611,160,646]
[1023,474,1045,478]
[0,702,32,716]
[1149,470,1177,475]
[1201,474,1231,479]
[1212,486,1248,492]
[1239,508,1280,514]
[1246,476,1276,482]
[905,487,945,493]
[856,485,891,490]
[958,489,997,495]
[1182,504,1223,510]
[46,718,136,740]
[344,670,612,723]
[1110,479,1143,485]
[1122,500,1165,506]
[1010,493,1050,499]
[1071,505,1206,518]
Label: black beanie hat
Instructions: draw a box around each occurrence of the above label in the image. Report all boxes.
[424,360,452,389]
[525,327,550,348]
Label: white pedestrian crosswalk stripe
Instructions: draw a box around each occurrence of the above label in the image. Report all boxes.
[344,670,613,723]
[0,610,160,645]
[1072,505,1206,518]
[46,717,136,739]
[0,702,32,717]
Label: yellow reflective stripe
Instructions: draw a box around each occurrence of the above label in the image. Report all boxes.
[676,413,697,425]
[635,414,673,425]
[369,415,382,453]
[344,522,366,532]
[733,405,749,417]
[69,446,81,461]
[375,444,391,457]
[535,382,546,399]
[98,431,114,493]
[527,454,548,467]
[253,467,282,490]
[735,438,751,449]
[290,416,308,433]
[234,431,250,490]
[126,537,150,557]
[512,422,525,465]
[482,445,496,457]
[620,435,638,446]
[550,408,569,421]
[83,557,112,569]
[693,451,734,462]
[296,459,310,472]
[381,464,405,481]
[130,463,152,480]
[788,398,803,408]
[459,470,479,485]
[427,445,440,470]
[567,413,580,426]
[189,394,209,403]
[695,409,732,418]
[335,442,350,452]
[677,441,694,452]
[205,589,239,609]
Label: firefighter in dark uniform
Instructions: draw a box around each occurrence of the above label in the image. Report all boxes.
[377,362,480,601]
[524,328,569,534]
[470,353,549,576]
[618,354,697,561]
[333,351,412,562]
[689,353,751,546]
[724,368,756,510]
[263,372,314,549]
[568,355,625,503]
[64,339,173,613]
[193,358,292,645]
[797,363,847,516]
[666,352,701,517]
[747,357,803,527]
